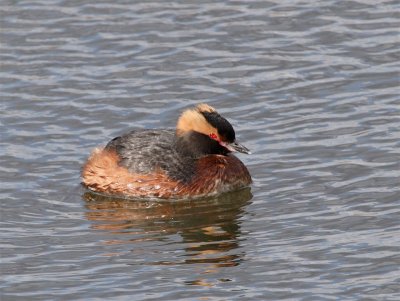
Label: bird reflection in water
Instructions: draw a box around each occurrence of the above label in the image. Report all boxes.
[83,188,252,286]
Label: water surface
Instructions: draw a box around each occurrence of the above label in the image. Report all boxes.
[1,0,400,300]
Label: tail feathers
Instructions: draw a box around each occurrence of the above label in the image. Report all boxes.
[82,148,132,193]
[81,148,180,197]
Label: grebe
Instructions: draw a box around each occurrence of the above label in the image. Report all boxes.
[82,104,251,199]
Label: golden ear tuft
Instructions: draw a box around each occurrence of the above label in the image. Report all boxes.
[176,104,218,137]
[195,103,216,113]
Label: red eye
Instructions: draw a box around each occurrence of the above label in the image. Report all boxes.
[209,133,219,141]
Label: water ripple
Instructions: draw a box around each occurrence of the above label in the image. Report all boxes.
[1,0,400,300]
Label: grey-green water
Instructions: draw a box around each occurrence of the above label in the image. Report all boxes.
[1,1,400,300]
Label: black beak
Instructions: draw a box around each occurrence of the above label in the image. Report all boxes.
[227,140,251,154]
